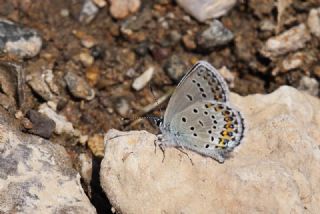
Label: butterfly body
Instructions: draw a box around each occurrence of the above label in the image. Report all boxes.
[159,61,244,163]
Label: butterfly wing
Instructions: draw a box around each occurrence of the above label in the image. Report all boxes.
[169,101,244,162]
[163,61,229,125]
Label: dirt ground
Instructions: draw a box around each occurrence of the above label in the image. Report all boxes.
[0,0,319,213]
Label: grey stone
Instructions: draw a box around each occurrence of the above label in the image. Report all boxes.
[64,72,95,101]
[196,20,234,51]
[164,55,188,82]
[25,110,55,139]
[0,19,42,58]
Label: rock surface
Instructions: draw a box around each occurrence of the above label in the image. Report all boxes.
[100,86,320,213]
[0,107,96,213]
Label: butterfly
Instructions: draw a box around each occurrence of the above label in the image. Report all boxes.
[158,61,244,163]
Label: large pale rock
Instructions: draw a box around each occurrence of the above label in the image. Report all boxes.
[0,107,96,213]
[100,86,320,213]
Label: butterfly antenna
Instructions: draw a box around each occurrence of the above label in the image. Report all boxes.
[149,83,163,117]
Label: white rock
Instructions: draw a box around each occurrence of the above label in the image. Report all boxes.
[307,8,320,38]
[0,109,96,214]
[176,0,237,22]
[100,86,320,213]
[262,24,311,57]
[132,67,154,91]
[38,103,74,135]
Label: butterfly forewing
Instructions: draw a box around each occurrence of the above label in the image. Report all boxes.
[163,61,229,125]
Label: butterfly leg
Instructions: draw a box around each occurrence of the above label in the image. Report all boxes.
[155,134,166,162]
[176,148,194,165]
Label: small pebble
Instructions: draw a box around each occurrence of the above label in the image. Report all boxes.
[90,45,104,59]
[79,52,94,67]
[15,110,24,119]
[261,24,311,58]
[182,34,196,50]
[79,0,99,23]
[134,43,149,57]
[85,65,100,86]
[21,118,33,130]
[109,0,141,19]
[64,72,95,101]
[88,134,105,157]
[164,55,188,82]
[27,72,55,101]
[196,20,234,51]
[150,46,170,61]
[132,67,155,91]
[307,8,320,38]
[60,9,70,17]
[25,110,56,139]
[298,76,319,96]
[114,97,130,117]
[92,0,106,8]
[72,30,97,49]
